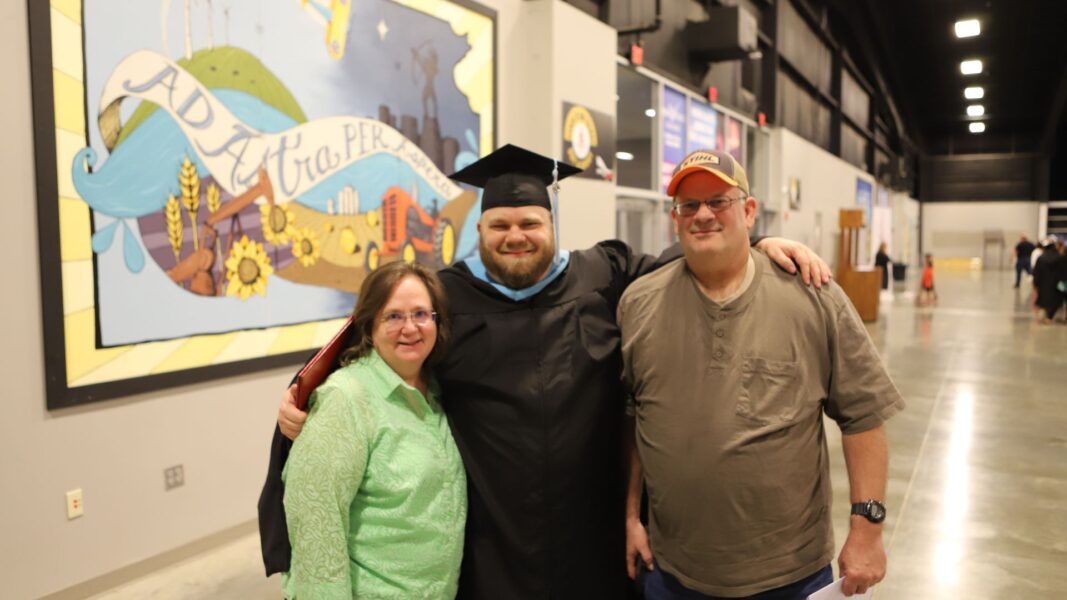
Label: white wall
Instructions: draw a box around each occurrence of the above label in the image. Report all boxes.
[892,192,921,268]
[0,0,614,597]
[508,0,617,250]
[921,201,1041,267]
[766,127,877,270]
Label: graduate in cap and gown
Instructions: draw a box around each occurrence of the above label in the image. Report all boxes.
[259,144,832,599]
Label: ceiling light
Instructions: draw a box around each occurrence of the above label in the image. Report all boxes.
[969,122,985,133]
[645,108,657,118]
[960,59,983,75]
[964,86,984,100]
[616,151,634,161]
[966,104,985,117]
[954,19,980,38]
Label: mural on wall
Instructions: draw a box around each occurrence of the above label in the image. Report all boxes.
[29,0,495,408]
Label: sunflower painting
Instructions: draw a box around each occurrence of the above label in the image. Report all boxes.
[225,236,274,300]
[291,228,322,268]
[260,202,297,247]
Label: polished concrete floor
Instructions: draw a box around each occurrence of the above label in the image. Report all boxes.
[86,267,1067,599]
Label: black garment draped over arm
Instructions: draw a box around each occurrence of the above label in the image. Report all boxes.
[1033,253,1062,313]
[257,358,312,576]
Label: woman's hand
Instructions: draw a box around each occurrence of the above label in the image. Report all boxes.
[279,384,307,440]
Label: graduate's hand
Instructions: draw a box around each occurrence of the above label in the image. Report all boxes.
[278,384,307,441]
[755,237,832,288]
[625,517,653,580]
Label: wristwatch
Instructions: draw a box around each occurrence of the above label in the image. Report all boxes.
[850,499,886,523]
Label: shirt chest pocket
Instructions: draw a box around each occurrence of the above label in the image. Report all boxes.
[736,356,802,425]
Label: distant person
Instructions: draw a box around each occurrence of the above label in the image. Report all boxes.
[1030,241,1043,271]
[1059,239,1067,324]
[1013,235,1036,288]
[917,254,937,306]
[874,242,892,290]
[1033,237,1065,324]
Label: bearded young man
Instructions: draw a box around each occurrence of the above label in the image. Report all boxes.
[259,144,833,599]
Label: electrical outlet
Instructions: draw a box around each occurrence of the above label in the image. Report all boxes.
[66,489,84,520]
[164,465,184,490]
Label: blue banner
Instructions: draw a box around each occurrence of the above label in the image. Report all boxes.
[687,100,719,154]
[661,86,687,193]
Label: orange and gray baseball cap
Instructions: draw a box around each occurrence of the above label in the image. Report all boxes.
[666,149,750,196]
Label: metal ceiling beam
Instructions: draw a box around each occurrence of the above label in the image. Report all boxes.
[828,0,922,153]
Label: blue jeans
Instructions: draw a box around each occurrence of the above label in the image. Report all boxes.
[644,562,833,600]
[1015,260,1031,287]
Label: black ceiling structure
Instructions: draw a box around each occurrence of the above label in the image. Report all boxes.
[575,0,1067,199]
[813,0,1067,200]
[823,0,1067,159]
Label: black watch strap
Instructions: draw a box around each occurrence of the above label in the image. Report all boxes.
[850,499,886,523]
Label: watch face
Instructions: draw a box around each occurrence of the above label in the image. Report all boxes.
[868,501,886,522]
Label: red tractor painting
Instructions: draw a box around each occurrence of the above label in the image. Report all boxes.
[365,186,456,270]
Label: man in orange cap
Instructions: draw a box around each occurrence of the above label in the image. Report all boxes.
[621,149,905,599]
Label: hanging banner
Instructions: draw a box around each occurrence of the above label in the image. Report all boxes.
[725,116,743,163]
[687,100,719,153]
[660,86,687,193]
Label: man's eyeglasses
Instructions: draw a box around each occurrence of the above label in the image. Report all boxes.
[672,196,743,217]
[380,309,437,332]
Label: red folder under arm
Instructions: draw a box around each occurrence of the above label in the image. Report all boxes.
[295,317,356,410]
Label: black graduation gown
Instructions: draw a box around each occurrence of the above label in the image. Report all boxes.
[1033,251,1066,317]
[258,240,664,598]
[439,241,656,598]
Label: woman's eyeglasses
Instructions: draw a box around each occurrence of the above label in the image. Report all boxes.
[380,309,437,332]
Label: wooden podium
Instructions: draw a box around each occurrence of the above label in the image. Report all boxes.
[836,209,880,322]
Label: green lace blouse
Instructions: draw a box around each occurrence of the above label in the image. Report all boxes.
[281,350,467,599]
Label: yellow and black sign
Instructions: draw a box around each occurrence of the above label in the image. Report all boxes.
[562,101,616,181]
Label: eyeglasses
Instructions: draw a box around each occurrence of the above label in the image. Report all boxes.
[380,309,437,332]
[672,195,743,217]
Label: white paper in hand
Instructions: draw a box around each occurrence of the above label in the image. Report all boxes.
[807,576,873,600]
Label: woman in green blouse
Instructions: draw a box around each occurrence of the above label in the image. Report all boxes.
[282,261,466,599]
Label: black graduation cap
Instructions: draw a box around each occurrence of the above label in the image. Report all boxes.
[449,144,582,213]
